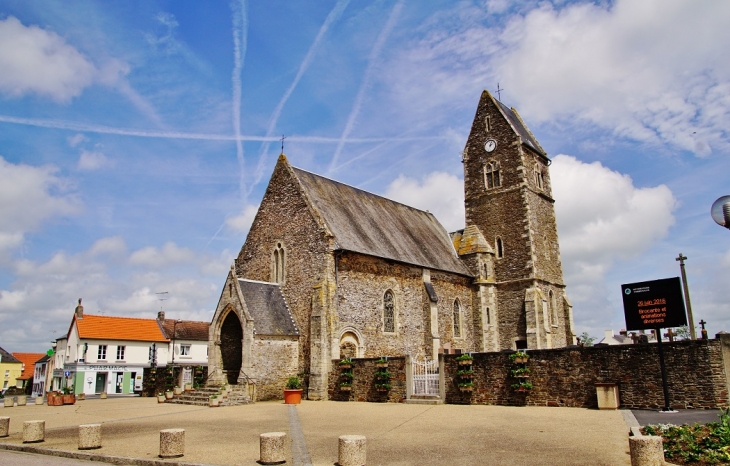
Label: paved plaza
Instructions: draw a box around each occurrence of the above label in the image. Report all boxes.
[0,397,633,465]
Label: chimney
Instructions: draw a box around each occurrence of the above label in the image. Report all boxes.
[604,329,614,340]
[619,329,627,336]
[158,311,165,321]
[75,298,84,319]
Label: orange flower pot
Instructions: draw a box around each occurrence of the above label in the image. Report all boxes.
[284,389,302,404]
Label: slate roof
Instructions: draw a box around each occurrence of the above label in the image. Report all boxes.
[159,319,210,341]
[238,279,299,337]
[495,99,546,156]
[12,353,45,380]
[74,315,169,342]
[0,346,21,364]
[291,166,472,276]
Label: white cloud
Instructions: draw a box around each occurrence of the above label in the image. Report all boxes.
[384,171,464,232]
[0,16,97,102]
[0,156,80,254]
[77,149,112,170]
[551,154,676,308]
[226,204,259,234]
[386,0,730,155]
[129,242,197,268]
[88,236,126,257]
[67,133,88,148]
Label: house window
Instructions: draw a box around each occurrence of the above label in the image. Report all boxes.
[496,237,504,258]
[180,345,191,356]
[453,300,462,338]
[98,345,107,360]
[484,162,501,189]
[383,290,395,333]
[271,242,286,284]
[116,346,125,360]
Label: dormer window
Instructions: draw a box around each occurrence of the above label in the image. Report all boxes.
[485,162,501,189]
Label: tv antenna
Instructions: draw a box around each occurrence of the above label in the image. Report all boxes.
[155,291,168,312]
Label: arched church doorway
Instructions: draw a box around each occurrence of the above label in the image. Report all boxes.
[220,311,243,385]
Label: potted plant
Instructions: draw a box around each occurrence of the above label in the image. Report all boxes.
[164,389,174,400]
[338,357,353,369]
[173,386,183,395]
[184,382,193,392]
[61,386,76,405]
[48,391,63,406]
[284,376,303,404]
[375,383,391,392]
[375,357,388,368]
[457,369,474,379]
[157,392,166,403]
[456,353,473,365]
[510,367,530,378]
[509,351,529,364]
[339,382,352,391]
[458,381,474,392]
[511,381,533,393]
[209,394,219,407]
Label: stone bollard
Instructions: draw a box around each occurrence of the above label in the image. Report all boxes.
[3,397,13,407]
[17,395,27,406]
[338,435,366,466]
[0,417,9,437]
[78,424,102,450]
[23,420,45,443]
[34,397,44,406]
[99,392,107,399]
[259,432,287,465]
[159,428,185,458]
[629,435,664,466]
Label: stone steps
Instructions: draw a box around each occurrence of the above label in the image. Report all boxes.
[404,395,442,405]
[165,385,253,407]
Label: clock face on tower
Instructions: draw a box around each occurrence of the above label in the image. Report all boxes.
[484,139,497,152]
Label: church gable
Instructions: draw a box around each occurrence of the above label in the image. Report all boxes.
[238,279,299,337]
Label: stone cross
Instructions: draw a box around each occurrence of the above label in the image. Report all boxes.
[676,253,696,339]
[699,319,708,340]
[280,135,286,154]
[663,328,674,342]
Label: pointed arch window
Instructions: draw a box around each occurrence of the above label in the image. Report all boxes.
[496,237,504,259]
[453,299,462,338]
[271,242,286,284]
[383,290,395,334]
[484,161,501,189]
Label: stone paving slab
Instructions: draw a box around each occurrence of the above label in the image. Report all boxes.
[0,397,632,465]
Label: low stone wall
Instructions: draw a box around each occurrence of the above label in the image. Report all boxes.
[444,338,729,409]
[327,357,406,403]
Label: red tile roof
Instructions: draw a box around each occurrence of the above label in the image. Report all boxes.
[159,319,210,341]
[74,315,169,342]
[12,353,45,380]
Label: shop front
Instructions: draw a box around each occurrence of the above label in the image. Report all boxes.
[65,364,145,395]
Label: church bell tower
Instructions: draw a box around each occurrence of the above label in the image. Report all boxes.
[461,90,575,350]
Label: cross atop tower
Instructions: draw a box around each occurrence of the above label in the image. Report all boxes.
[280,134,286,154]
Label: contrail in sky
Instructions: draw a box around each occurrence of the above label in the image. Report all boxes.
[231,0,248,202]
[327,0,404,174]
[250,0,351,193]
[0,115,441,143]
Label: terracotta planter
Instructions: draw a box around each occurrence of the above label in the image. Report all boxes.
[457,360,473,366]
[49,394,64,406]
[173,387,183,395]
[339,386,352,391]
[339,364,352,369]
[375,363,388,368]
[458,373,474,379]
[515,388,531,393]
[284,389,303,404]
[157,395,166,403]
[459,387,474,392]
[62,394,76,405]
[184,383,193,392]
[513,358,528,364]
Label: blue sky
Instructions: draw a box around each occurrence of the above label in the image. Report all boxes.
[1,0,728,352]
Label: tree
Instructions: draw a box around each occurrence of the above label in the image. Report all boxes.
[578,332,596,346]
[674,325,696,341]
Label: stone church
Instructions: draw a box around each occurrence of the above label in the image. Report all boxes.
[207,91,575,400]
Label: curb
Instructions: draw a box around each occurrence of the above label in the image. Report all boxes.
[0,442,215,466]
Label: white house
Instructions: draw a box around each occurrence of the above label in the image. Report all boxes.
[156,311,209,388]
[32,354,50,397]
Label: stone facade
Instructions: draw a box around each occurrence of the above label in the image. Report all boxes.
[327,357,407,403]
[207,91,575,400]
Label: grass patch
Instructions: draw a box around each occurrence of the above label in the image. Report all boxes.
[641,408,730,465]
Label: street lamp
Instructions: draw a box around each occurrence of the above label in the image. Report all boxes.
[711,196,730,230]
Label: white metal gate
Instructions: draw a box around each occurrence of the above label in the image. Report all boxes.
[411,357,439,396]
